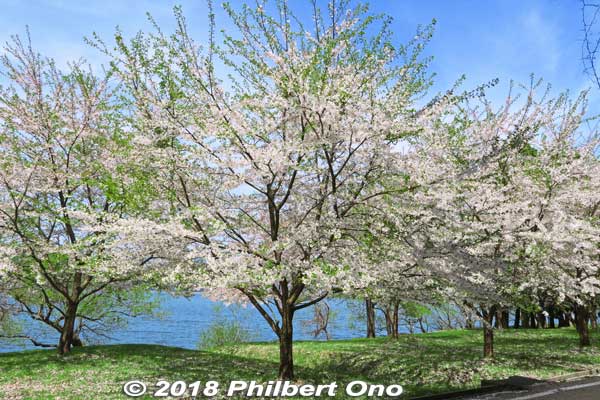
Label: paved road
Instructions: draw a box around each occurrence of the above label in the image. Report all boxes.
[459,377,600,400]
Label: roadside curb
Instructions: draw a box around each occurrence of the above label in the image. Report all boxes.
[409,369,600,400]
[546,367,600,382]
[409,383,508,400]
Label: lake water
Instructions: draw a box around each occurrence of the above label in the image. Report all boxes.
[0,293,372,353]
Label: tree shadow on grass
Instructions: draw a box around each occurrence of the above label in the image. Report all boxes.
[0,344,360,398]
[2,331,599,399]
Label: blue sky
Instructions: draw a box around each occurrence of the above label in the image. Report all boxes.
[0,0,598,109]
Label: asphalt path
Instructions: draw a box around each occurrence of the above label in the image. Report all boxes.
[458,377,600,400]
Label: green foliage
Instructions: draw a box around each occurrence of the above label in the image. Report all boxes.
[0,312,22,339]
[6,284,161,346]
[401,301,432,319]
[197,304,254,350]
[79,285,162,334]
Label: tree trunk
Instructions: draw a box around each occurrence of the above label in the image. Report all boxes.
[514,308,521,329]
[383,307,394,336]
[549,309,556,329]
[483,326,494,358]
[58,302,78,355]
[391,303,399,339]
[72,335,83,347]
[365,298,376,338]
[241,280,325,381]
[530,313,537,328]
[562,311,571,327]
[566,311,574,327]
[494,309,501,329]
[557,312,568,328]
[464,307,474,329]
[482,306,494,358]
[522,311,530,328]
[591,307,598,329]
[465,317,474,329]
[575,304,591,347]
[278,303,295,380]
[501,310,510,329]
[536,312,546,329]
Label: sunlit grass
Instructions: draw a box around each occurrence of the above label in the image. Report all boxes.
[1,327,599,399]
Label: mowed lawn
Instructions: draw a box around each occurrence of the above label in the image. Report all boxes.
[2,328,600,399]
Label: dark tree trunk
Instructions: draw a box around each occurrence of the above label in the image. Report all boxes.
[391,303,399,339]
[591,307,598,329]
[549,309,556,329]
[536,312,546,329]
[514,308,521,329]
[465,316,474,329]
[365,298,376,338]
[481,306,495,358]
[501,310,510,329]
[530,313,537,328]
[566,311,574,327]
[522,311,530,328]
[57,271,84,355]
[575,304,591,347]
[557,313,568,328]
[278,303,295,380]
[494,309,501,329]
[383,307,394,336]
[559,311,573,327]
[72,335,83,347]
[58,302,78,355]
[483,326,494,358]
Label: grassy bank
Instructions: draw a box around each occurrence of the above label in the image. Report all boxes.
[1,328,600,399]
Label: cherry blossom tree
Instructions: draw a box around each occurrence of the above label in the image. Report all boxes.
[507,92,600,346]
[0,34,177,354]
[93,0,436,379]
[372,79,599,356]
[81,0,600,374]
[459,86,600,348]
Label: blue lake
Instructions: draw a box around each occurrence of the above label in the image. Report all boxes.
[0,293,372,353]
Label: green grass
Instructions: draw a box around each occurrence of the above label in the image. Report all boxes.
[1,328,600,399]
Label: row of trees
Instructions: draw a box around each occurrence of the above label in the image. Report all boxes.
[0,0,598,379]
[363,300,600,354]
